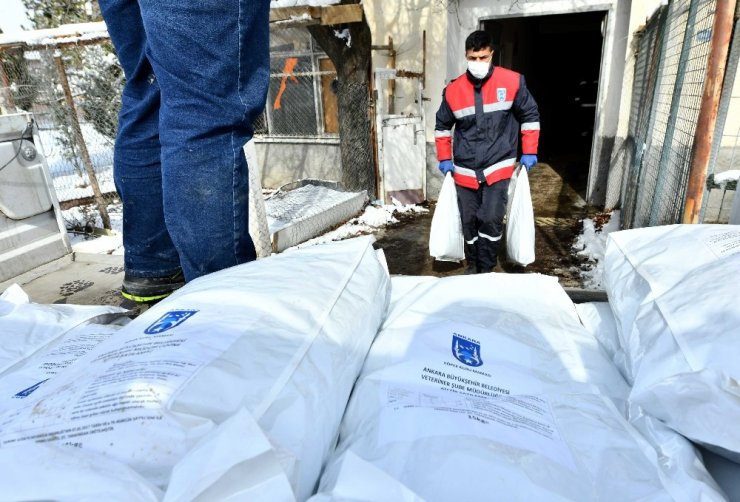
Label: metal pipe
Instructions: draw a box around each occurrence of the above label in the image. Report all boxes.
[683,0,738,223]
[53,53,111,230]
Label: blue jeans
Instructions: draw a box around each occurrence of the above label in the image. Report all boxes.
[99,0,270,281]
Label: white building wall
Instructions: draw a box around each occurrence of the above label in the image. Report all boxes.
[366,0,635,204]
[364,0,450,197]
[449,0,631,206]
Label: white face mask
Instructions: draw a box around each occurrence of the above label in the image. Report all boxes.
[467,60,490,79]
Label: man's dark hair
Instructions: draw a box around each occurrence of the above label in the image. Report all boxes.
[465,30,493,52]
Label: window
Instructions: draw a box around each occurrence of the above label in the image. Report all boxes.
[254,28,339,138]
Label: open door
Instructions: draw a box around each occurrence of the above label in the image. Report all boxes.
[374,69,427,204]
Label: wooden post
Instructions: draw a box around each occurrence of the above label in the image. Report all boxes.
[682,0,737,223]
[53,53,111,230]
[388,36,396,115]
[0,58,16,113]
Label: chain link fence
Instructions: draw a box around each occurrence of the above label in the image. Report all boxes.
[256,26,339,138]
[1,37,121,230]
[621,0,723,228]
[0,24,338,236]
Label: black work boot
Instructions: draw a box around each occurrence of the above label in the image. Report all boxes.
[464,262,479,275]
[121,270,185,303]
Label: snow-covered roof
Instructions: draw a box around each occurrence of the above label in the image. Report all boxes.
[0,22,108,50]
[0,3,354,50]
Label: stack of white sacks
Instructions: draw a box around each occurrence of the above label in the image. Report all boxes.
[0,236,390,501]
[0,225,738,501]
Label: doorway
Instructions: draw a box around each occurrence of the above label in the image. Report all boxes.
[482,11,606,201]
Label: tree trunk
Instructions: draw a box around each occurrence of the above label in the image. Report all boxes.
[308,6,375,197]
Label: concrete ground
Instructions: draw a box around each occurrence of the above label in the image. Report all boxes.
[0,252,147,314]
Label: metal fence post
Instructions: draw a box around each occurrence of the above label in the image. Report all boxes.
[53,51,111,230]
[628,6,671,228]
[683,0,738,223]
[648,0,700,225]
[701,14,740,222]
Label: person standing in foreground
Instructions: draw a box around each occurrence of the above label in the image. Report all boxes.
[99,0,270,302]
[435,30,540,274]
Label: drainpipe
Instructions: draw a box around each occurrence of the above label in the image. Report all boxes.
[683,0,737,224]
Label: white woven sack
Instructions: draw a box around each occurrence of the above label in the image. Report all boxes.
[506,166,535,266]
[575,302,629,381]
[245,139,272,259]
[313,274,723,501]
[0,319,126,413]
[0,442,161,502]
[429,173,464,262]
[0,236,390,500]
[604,224,740,461]
[0,284,126,376]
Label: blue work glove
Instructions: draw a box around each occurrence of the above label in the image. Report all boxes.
[438,160,454,175]
[520,154,538,172]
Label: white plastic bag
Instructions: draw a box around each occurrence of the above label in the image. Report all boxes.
[604,224,740,461]
[314,274,723,501]
[0,236,390,500]
[506,166,535,266]
[429,173,464,262]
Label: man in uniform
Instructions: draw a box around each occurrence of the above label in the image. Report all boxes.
[435,30,540,273]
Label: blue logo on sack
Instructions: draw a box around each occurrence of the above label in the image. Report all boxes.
[144,310,198,334]
[452,334,483,367]
[497,87,507,103]
[13,379,49,399]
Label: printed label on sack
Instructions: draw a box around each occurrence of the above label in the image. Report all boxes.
[378,383,575,470]
[702,230,740,258]
[373,320,542,397]
[3,326,116,407]
[0,308,244,472]
[370,321,575,469]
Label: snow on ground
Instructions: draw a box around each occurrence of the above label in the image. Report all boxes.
[37,124,115,202]
[714,170,739,185]
[63,202,123,255]
[572,210,621,290]
[287,200,428,251]
[59,193,619,291]
[61,196,427,258]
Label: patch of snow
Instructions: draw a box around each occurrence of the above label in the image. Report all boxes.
[63,202,123,255]
[58,190,427,260]
[572,210,621,290]
[0,22,107,47]
[391,197,428,215]
[287,201,424,251]
[334,28,351,48]
[714,170,740,184]
[357,205,398,227]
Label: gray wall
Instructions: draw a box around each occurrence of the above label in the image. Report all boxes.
[255,139,342,189]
